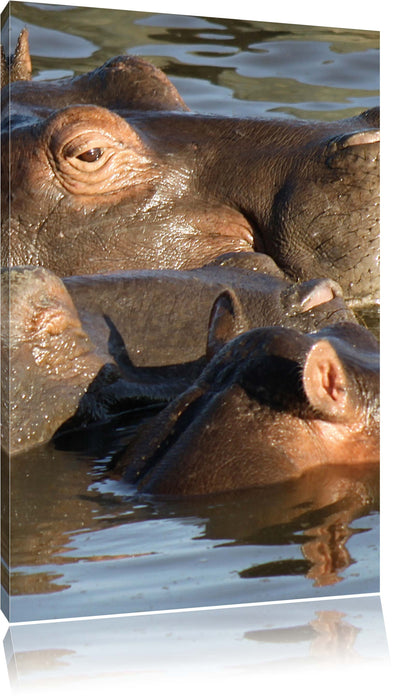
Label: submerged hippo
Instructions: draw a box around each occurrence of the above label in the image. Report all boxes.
[1,31,379,302]
[1,256,355,454]
[117,293,379,496]
[1,266,165,455]
[64,252,356,372]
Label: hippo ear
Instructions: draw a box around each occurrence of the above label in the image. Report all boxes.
[335,130,380,148]
[1,28,32,88]
[206,290,246,361]
[283,278,343,313]
[302,340,352,421]
[326,128,380,167]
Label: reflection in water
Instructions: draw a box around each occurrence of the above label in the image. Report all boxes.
[245,609,363,661]
[3,416,152,601]
[4,435,379,620]
[4,596,388,694]
[195,461,379,587]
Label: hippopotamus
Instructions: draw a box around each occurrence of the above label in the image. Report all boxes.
[64,252,356,371]
[117,294,379,496]
[1,255,356,454]
[1,265,170,455]
[1,31,379,303]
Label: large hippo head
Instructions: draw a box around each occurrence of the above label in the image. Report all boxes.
[1,31,379,302]
[117,292,379,496]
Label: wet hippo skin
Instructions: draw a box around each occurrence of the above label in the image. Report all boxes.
[1,257,355,454]
[117,293,379,496]
[64,252,356,371]
[1,31,379,302]
[1,266,166,455]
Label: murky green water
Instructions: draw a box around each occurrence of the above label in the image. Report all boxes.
[1,2,379,623]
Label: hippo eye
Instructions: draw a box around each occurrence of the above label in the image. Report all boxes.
[76,147,104,162]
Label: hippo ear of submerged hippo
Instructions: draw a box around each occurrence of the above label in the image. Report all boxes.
[282,278,343,314]
[205,280,348,363]
[302,340,352,421]
[1,28,32,88]
[205,290,248,360]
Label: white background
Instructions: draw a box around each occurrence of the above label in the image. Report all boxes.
[1,0,403,698]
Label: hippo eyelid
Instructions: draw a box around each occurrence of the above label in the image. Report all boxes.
[56,126,120,160]
[62,140,106,160]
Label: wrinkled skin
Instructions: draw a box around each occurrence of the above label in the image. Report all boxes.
[1,255,356,454]
[1,32,379,302]
[117,296,379,495]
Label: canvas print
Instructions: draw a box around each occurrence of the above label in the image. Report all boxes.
[3,595,389,689]
[1,1,380,623]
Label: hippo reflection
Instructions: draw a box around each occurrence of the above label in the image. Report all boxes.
[1,31,379,302]
[8,440,378,595]
[117,293,379,495]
